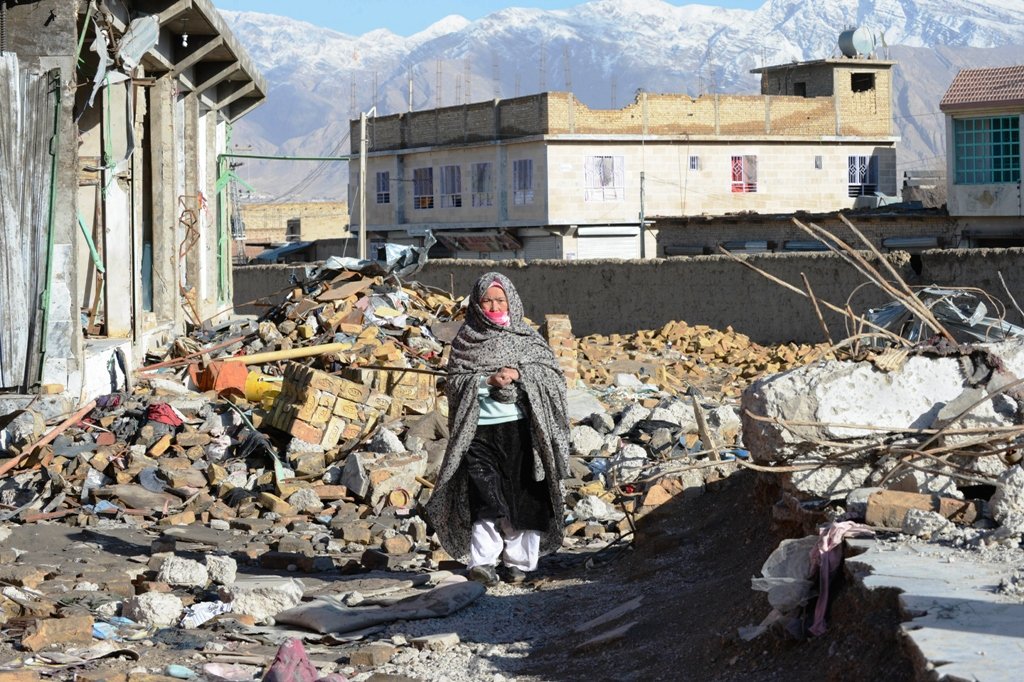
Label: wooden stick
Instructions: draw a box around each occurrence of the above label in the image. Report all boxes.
[797,218,954,344]
[801,272,834,347]
[836,214,957,344]
[717,247,909,344]
[997,270,1024,324]
[223,342,356,365]
[0,399,97,477]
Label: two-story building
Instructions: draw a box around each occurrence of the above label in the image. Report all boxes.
[349,52,899,259]
[940,65,1024,248]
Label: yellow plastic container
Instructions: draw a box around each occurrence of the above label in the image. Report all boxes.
[244,371,282,403]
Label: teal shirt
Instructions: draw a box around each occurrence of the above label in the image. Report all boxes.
[477,376,524,424]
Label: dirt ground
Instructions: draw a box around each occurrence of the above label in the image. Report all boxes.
[515,470,917,682]
[0,470,919,681]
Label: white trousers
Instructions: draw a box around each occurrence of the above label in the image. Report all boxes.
[468,519,540,572]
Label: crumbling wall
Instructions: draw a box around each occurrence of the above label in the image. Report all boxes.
[233,248,1024,344]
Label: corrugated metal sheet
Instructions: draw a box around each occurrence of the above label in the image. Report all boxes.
[577,235,640,260]
[521,235,561,260]
[0,54,53,390]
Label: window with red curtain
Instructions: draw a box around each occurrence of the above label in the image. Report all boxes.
[730,155,758,193]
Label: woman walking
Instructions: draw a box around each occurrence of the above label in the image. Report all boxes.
[426,272,571,586]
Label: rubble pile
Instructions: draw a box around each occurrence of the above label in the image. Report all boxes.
[576,320,825,398]
[0,259,780,680]
[742,338,1024,548]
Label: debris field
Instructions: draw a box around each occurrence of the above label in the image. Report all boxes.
[2,249,1024,681]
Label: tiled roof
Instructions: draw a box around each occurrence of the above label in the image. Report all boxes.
[940,65,1024,111]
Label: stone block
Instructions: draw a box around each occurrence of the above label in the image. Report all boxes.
[411,632,460,651]
[865,490,981,528]
[22,614,94,651]
[123,592,184,628]
[349,642,396,667]
[156,556,209,588]
[222,577,304,623]
[205,555,237,586]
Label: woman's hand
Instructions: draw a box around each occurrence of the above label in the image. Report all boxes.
[487,367,520,388]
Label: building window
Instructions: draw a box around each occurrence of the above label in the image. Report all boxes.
[794,82,807,97]
[954,116,1021,185]
[814,155,823,170]
[851,73,875,92]
[730,155,757,193]
[413,167,434,209]
[689,155,700,171]
[513,159,534,205]
[375,171,390,204]
[471,162,493,207]
[848,155,879,197]
[584,155,624,201]
[439,165,462,208]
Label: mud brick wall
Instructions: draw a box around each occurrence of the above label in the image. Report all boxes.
[235,248,1024,345]
[657,214,960,252]
[353,85,880,153]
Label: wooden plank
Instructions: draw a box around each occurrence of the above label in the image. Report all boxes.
[0,54,51,390]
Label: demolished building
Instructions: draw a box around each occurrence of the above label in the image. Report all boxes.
[0,0,265,404]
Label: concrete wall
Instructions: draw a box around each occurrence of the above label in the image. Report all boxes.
[656,212,959,253]
[233,248,1024,345]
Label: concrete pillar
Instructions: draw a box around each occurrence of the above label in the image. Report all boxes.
[149,76,180,326]
[102,82,134,338]
[183,92,200,312]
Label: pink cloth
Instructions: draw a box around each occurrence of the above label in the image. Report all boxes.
[262,638,347,682]
[808,521,874,636]
[483,309,510,326]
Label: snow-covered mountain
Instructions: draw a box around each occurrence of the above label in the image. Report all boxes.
[220,0,1024,201]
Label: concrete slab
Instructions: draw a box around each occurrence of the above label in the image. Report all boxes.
[847,538,1024,682]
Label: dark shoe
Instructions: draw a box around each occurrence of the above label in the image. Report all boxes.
[468,564,499,587]
[502,565,527,584]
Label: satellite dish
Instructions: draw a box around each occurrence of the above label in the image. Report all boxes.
[838,27,873,58]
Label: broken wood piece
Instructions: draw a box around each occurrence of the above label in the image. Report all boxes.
[223,342,356,365]
[0,399,98,477]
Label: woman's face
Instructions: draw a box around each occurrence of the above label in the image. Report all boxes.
[479,285,508,313]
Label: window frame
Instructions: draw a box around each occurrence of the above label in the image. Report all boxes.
[689,155,700,171]
[848,154,879,197]
[439,165,463,208]
[512,159,534,205]
[730,155,758,193]
[584,155,625,202]
[471,162,494,207]
[953,115,1021,185]
[412,167,434,210]
[375,171,390,204]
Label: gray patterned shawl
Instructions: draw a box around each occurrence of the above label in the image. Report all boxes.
[425,272,571,560]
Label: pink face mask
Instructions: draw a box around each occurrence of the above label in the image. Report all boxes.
[484,309,510,326]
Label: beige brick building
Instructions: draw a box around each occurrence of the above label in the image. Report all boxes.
[350,56,899,259]
[240,201,350,245]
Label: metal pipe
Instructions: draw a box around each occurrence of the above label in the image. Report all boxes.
[216,153,351,162]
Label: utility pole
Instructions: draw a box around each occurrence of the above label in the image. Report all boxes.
[358,106,377,260]
[639,171,646,259]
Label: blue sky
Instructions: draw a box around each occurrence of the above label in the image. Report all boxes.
[212,1,764,36]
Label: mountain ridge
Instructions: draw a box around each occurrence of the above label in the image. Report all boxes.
[219,0,1024,201]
